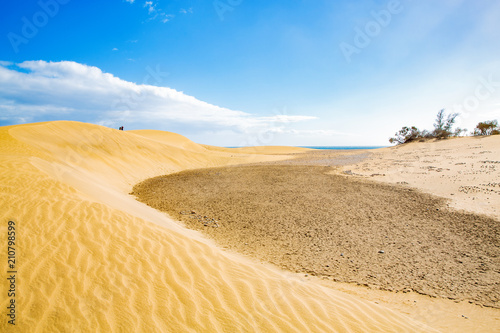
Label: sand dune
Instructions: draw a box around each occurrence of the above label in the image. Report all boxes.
[346,136,500,220]
[0,121,435,332]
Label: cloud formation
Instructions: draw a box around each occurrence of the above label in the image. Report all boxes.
[125,0,174,23]
[0,61,316,134]
[179,8,193,14]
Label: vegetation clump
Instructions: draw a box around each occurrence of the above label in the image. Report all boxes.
[472,120,499,136]
[389,109,465,144]
[388,126,422,145]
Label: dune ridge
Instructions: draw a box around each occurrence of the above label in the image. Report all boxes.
[1,121,436,332]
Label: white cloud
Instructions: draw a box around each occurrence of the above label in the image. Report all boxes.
[124,0,135,3]
[0,60,315,135]
[144,1,155,14]
[265,127,353,136]
[258,115,317,123]
[141,1,173,23]
[162,14,174,23]
[112,48,118,51]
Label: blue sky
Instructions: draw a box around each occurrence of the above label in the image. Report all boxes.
[1,0,499,146]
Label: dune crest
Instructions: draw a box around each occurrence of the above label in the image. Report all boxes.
[0,121,435,332]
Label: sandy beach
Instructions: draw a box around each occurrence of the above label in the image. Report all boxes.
[1,121,499,332]
[132,165,499,307]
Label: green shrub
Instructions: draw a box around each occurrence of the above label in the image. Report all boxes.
[432,109,459,139]
[472,120,499,136]
[389,126,422,145]
[389,110,464,144]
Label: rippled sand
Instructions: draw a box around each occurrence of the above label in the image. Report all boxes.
[0,121,496,332]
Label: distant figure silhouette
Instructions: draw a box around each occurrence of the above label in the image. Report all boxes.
[119,126,124,131]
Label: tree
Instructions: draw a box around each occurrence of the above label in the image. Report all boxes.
[389,109,464,145]
[432,109,459,139]
[389,126,422,145]
[472,120,499,136]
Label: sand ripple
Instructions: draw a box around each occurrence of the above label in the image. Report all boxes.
[0,121,435,332]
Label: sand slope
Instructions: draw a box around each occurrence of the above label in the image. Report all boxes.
[0,121,435,332]
[346,136,500,220]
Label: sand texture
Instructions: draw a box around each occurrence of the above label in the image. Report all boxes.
[346,137,500,220]
[0,121,439,332]
[132,165,499,307]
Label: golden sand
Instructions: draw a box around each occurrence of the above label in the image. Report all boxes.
[0,121,498,332]
[0,121,439,332]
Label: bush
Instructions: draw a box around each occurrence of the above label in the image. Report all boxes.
[432,109,459,139]
[389,109,464,144]
[389,126,422,145]
[472,120,499,136]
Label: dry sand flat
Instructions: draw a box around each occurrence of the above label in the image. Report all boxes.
[132,142,500,332]
[132,165,499,307]
[0,121,437,332]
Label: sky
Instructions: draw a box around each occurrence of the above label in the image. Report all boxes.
[1,0,499,146]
